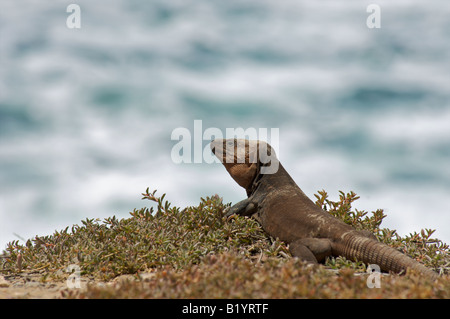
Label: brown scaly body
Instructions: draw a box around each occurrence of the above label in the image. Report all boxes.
[210,138,438,280]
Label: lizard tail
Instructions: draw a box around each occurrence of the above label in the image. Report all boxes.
[332,233,438,280]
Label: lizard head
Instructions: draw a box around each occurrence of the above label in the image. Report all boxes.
[210,138,278,190]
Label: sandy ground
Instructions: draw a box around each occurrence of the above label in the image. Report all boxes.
[0,271,83,299]
[0,271,147,299]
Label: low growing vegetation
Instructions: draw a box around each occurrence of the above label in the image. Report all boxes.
[1,188,449,298]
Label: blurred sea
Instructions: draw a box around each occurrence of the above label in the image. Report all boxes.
[1,0,450,250]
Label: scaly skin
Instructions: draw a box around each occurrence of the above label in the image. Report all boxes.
[210,138,438,280]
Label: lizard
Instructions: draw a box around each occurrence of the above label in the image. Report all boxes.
[210,138,438,280]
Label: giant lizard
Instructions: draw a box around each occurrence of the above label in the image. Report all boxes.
[210,138,438,280]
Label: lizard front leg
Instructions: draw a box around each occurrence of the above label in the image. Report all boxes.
[224,198,258,218]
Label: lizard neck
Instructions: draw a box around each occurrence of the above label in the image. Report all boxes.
[246,160,291,197]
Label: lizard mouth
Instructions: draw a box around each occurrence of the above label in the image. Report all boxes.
[210,140,228,164]
[210,139,221,155]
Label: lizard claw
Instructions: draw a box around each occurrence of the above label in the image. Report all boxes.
[223,207,231,216]
[223,207,236,219]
